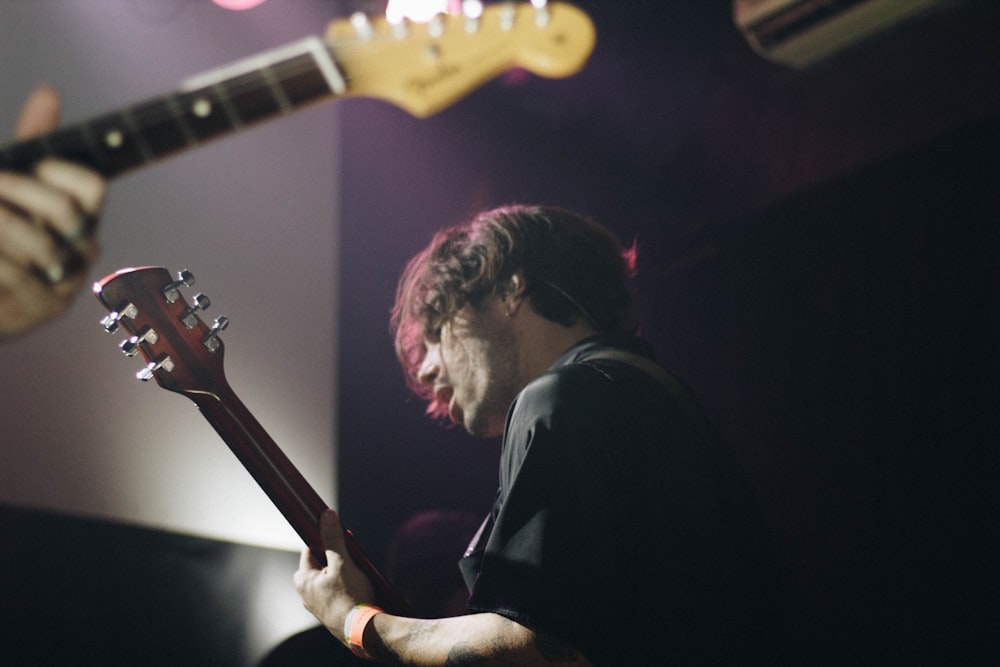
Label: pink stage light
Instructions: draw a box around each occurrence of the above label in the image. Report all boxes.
[212,0,268,10]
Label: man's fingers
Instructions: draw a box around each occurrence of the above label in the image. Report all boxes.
[0,167,103,252]
[35,160,107,216]
[299,545,318,573]
[15,84,61,140]
[297,510,346,575]
[0,204,59,271]
[0,254,75,339]
[319,508,348,554]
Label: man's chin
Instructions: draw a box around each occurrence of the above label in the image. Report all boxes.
[462,414,504,440]
[448,402,463,427]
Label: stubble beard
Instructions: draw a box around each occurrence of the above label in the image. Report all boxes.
[460,325,520,440]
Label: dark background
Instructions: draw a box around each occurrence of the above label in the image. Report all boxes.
[4,1,1000,664]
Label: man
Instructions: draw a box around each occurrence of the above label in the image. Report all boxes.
[295,206,780,664]
[0,85,105,341]
[262,510,479,667]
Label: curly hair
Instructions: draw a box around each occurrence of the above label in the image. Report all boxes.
[391,205,637,408]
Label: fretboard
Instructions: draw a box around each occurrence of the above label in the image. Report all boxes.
[0,36,345,178]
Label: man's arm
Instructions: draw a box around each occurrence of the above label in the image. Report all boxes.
[0,84,106,340]
[294,510,592,666]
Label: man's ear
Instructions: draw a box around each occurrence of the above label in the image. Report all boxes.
[503,271,528,315]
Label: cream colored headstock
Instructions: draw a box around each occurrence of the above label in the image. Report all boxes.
[326,2,596,117]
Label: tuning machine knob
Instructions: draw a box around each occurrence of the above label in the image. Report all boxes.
[350,12,374,40]
[100,302,138,333]
[180,293,211,329]
[137,354,175,382]
[203,316,229,352]
[119,326,159,357]
[162,269,195,304]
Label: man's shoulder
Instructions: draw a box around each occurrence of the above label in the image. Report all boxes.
[512,365,599,422]
[555,333,656,366]
[511,353,646,428]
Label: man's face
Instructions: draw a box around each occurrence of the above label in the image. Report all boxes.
[417,299,521,439]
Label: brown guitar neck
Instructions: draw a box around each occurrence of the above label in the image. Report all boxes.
[190,382,410,615]
[95,266,410,614]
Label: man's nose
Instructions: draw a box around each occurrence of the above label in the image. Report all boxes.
[417,344,441,385]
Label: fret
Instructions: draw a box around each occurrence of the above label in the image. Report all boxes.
[164,94,198,147]
[211,83,245,131]
[271,53,336,108]
[119,106,156,166]
[78,122,102,169]
[129,97,194,161]
[217,70,282,127]
[261,67,293,113]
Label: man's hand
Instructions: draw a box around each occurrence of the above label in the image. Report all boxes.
[0,84,106,340]
[294,509,377,644]
[294,509,594,665]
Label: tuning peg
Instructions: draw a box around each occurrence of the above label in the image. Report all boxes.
[499,3,516,30]
[119,326,159,357]
[137,354,175,382]
[203,315,229,352]
[163,269,195,304]
[350,12,374,40]
[388,15,409,39]
[532,0,551,27]
[462,1,482,33]
[428,13,445,38]
[100,302,138,333]
[180,293,211,330]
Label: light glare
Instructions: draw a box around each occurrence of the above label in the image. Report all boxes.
[386,0,451,23]
[212,0,268,10]
[462,0,484,19]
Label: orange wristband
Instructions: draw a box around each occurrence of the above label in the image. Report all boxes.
[345,604,383,659]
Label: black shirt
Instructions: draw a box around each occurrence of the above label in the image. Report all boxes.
[459,335,781,665]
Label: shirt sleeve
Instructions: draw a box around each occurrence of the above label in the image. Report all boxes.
[464,367,627,652]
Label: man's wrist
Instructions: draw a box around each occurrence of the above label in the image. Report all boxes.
[343,604,384,659]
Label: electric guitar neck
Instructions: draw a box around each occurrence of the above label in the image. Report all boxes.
[0,3,594,178]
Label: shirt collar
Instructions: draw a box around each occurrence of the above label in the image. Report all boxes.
[549,333,655,370]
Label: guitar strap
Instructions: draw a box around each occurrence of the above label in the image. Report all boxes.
[575,349,716,443]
